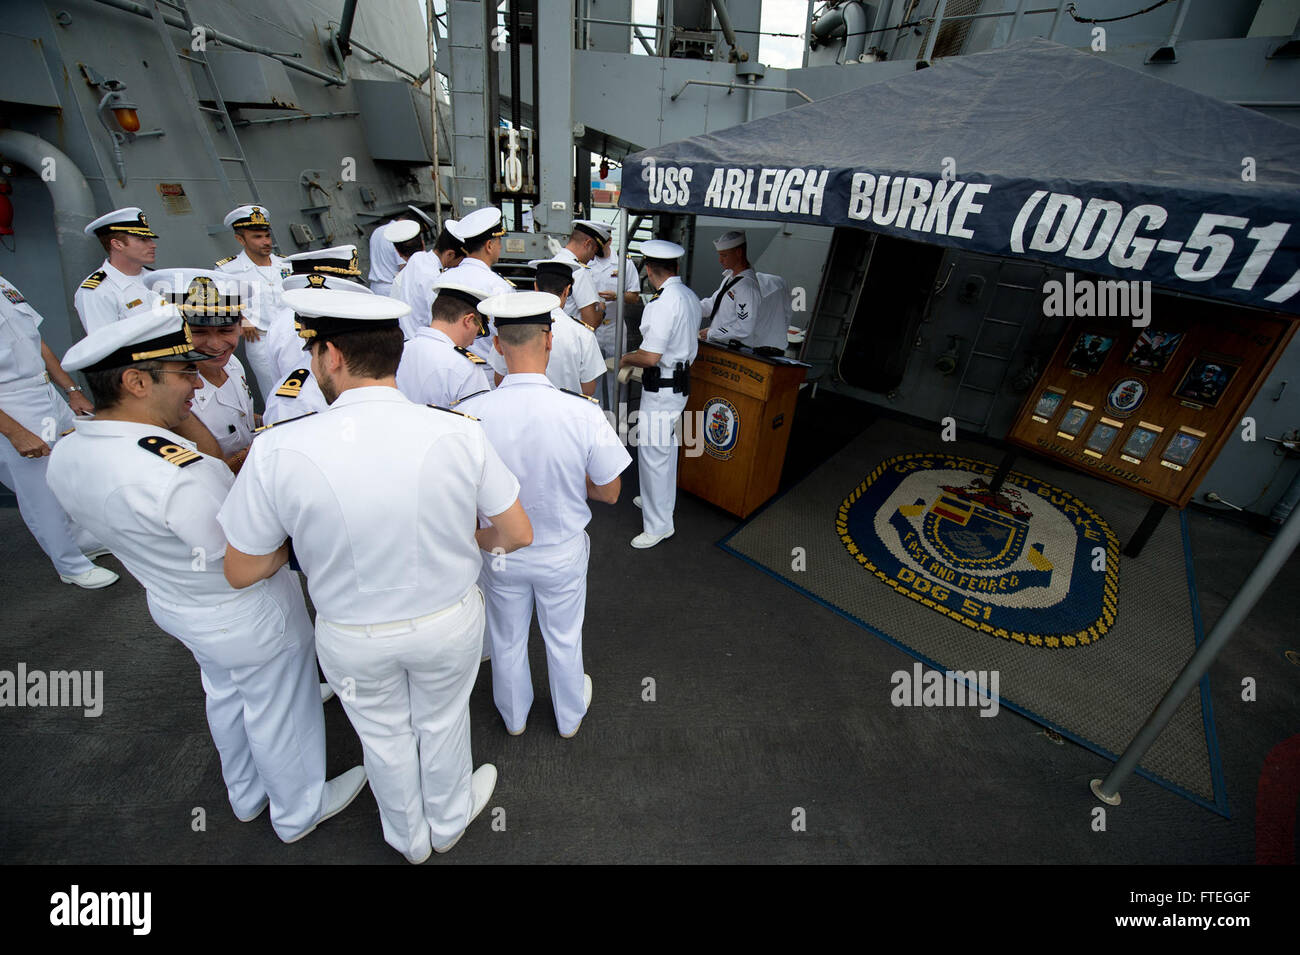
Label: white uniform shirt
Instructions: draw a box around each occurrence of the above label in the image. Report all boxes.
[700,268,762,347]
[73,260,159,335]
[47,421,239,606]
[457,374,630,546]
[436,256,516,300]
[215,250,292,332]
[265,306,309,381]
[641,277,700,371]
[487,309,605,394]
[191,355,256,457]
[391,250,444,340]
[553,248,600,321]
[589,252,640,354]
[218,386,520,624]
[261,366,328,426]
[397,326,488,407]
[368,227,404,296]
[0,275,74,437]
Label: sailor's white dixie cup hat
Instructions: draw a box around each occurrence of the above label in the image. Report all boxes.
[282,273,373,294]
[283,288,410,346]
[713,230,746,251]
[640,239,686,264]
[432,280,491,335]
[145,268,246,326]
[62,305,214,374]
[382,219,422,244]
[451,207,506,244]
[84,207,158,239]
[286,245,362,279]
[478,291,561,327]
[223,205,272,230]
[571,219,611,244]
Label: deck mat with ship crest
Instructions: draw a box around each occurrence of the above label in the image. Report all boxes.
[720,417,1227,814]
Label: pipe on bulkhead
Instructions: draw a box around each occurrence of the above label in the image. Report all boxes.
[842,2,869,63]
[0,130,99,332]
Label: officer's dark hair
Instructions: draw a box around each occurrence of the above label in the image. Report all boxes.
[644,257,679,278]
[431,294,475,326]
[533,272,572,299]
[496,323,549,348]
[315,327,404,379]
[435,228,465,257]
[83,361,164,409]
[462,232,494,255]
[394,235,423,258]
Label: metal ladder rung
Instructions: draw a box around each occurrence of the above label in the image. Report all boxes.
[958,384,997,395]
[970,349,1013,360]
[218,156,249,163]
[176,53,207,65]
[981,317,1024,328]
[197,105,225,114]
[996,282,1039,291]
[153,0,186,11]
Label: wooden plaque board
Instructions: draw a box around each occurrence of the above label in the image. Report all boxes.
[1006,296,1296,508]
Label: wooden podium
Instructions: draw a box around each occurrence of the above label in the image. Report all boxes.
[677,343,807,518]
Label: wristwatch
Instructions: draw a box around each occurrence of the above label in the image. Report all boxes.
[66,385,83,393]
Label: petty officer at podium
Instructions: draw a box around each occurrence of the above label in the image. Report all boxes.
[697,230,765,348]
[74,207,164,335]
[618,239,699,549]
[460,291,630,737]
[214,204,293,402]
[218,287,532,863]
[47,306,366,843]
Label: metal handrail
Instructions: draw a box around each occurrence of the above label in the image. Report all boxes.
[670,80,813,104]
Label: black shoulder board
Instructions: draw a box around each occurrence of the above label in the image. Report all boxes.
[274,369,310,398]
[138,435,202,467]
[80,270,107,290]
[215,255,237,266]
[253,412,317,433]
[450,390,488,408]
[560,388,599,404]
[428,403,479,421]
[454,345,487,365]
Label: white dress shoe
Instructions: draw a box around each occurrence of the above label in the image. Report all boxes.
[434,764,497,854]
[284,765,367,844]
[320,683,335,703]
[633,496,642,509]
[235,796,269,823]
[560,674,593,739]
[59,566,119,589]
[631,531,673,549]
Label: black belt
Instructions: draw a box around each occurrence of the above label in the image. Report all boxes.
[642,363,690,395]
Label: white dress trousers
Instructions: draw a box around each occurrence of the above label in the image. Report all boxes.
[637,388,687,537]
[478,533,589,735]
[145,566,327,841]
[314,588,484,859]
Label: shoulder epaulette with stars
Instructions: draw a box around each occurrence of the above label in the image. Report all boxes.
[454,346,487,365]
[429,403,479,421]
[275,369,310,398]
[80,271,107,290]
[560,388,599,404]
[215,255,237,266]
[253,412,317,433]
[137,435,202,467]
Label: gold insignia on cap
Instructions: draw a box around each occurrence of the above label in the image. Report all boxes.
[186,277,219,309]
[306,274,327,288]
[248,207,269,226]
[348,250,360,274]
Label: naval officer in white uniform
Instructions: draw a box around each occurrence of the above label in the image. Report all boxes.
[47,308,366,842]
[396,281,491,407]
[147,269,258,472]
[486,260,605,396]
[439,208,515,384]
[219,288,533,863]
[213,204,293,402]
[74,207,163,335]
[619,240,699,549]
[385,219,443,341]
[0,273,118,589]
[553,220,607,331]
[265,247,365,380]
[461,292,630,737]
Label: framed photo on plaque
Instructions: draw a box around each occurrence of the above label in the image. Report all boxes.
[1161,427,1206,471]
[1032,387,1066,423]
[1174,358,1238,408]
[1064,333,1115,375]
[1124,329,1184,373]
[1084,418,1123,458]
[1057,403,1092,440]
[1119,422,1163,465]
